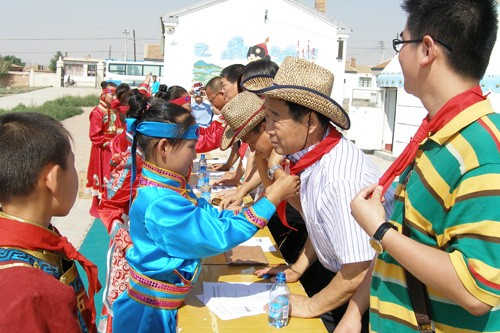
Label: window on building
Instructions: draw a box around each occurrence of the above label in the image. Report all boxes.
[352,89,383,108]
[359,77,372,87]
[87,64,97,77]
[64,64,84,76]
[337,40,344,59]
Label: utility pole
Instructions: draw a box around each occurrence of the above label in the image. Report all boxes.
[133,30,137,61]
[378,41,385,64]
[123,29,129,60]
[108,45,112,59]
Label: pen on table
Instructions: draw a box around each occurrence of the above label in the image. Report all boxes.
[261,274,270,279]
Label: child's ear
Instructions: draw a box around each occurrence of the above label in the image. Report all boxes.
[44,163,61,194]
[260,121,267,132]
[158,138,170,157]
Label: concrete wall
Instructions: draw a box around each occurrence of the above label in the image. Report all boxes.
[0,72,30,87]
[162,0,349,104]
[32,71,57,87]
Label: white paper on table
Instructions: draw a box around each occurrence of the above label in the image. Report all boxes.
[202,282,272,320]
[206,170,226,178]
[194,158,227,164]
[239,237,276,252]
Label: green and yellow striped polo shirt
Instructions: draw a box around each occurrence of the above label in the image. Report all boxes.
[370,99,500,332]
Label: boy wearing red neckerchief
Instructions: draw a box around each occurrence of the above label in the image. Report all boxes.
[339,0,500,332]
[0,113,101,332]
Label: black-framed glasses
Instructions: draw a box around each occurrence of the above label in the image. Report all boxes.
[392,36,453,53]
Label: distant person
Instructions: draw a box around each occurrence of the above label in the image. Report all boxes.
[151,75,160,94]
[86,81,123,218]
[0,112,101,332]
[112,98,300,332]
[337,0,500,332]
[220,63,244,102]
[190,81,213,128]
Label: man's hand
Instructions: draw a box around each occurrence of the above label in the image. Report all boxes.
[265,175,300,206]
[212,163,230,171]
[350,184,387,237]
[220,192,244,209]
[254,265,302,283]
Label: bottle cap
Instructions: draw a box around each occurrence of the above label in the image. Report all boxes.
[276,272,286,282]
[204,177,210,182]
[201,154,205,159]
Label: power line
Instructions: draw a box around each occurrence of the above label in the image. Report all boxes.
[0,37,159,41]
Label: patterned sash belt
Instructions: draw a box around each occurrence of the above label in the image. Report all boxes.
[127,267,193,310]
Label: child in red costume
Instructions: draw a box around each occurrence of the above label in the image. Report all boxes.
[86,81,123,217]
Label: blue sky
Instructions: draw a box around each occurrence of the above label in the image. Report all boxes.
[0,0,406,66]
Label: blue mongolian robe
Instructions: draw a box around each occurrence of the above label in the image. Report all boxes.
[112,161,276,332]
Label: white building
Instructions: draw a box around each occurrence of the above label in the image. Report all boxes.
[160,0,351,105]
[62,56,105,88]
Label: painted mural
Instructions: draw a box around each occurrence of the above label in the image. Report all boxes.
[192,36,319,83]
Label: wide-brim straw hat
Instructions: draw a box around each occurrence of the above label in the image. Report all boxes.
[241,56,350,130]
[219,91,265,151]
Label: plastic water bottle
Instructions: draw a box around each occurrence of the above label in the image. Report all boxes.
[201,177,211,201]
[268,272,290,328]
[199,154,207,170]
[198,165,206,188]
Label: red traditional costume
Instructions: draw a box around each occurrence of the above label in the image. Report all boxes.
[195,115,227,153]
[0,212,101,333]
[97,127,142,333]
[86,99,123,198]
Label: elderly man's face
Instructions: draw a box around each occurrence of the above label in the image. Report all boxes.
[264,97,309,155]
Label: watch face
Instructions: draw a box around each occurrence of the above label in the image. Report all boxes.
[370,238,383,254]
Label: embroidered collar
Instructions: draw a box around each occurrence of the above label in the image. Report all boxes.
[0,211,57,234]
[139,161,192,199]
[287,127,331,165]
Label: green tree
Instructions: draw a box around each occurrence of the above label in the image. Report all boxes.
[2,55,25,67]
[0,57,12,77]
[49,51,63,72]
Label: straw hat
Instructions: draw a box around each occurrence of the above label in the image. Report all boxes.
[219,91,265,151]
[241,56,350,130]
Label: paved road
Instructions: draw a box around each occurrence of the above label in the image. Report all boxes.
[0,87,395,248]
[0,87,100,110]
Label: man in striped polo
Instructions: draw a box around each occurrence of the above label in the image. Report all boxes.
[242,57,395,332]
[338,0,500,332]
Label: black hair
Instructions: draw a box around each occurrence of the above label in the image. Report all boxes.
[100,81,117,89]
[220,64,245,84]
[116,83,131,105]
[402,0,498,79]
[0,112,72,203]
[155,85,188,102]
[127,96,196,160]
[286,101,330,128]
[238,59,279,93]
[206,76,222,94]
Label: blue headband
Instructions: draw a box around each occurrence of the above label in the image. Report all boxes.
[126,118,199,208]
[125,118,200,139]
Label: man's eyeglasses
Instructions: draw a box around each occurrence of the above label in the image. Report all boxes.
[208,91,221,103]
[392,36,453,53]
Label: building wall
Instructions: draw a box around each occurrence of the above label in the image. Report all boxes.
[0,72,30,87]
[163,0,348,103]
[32,71,57,87]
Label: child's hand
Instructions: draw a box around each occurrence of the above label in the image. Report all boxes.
[264,175,300,206]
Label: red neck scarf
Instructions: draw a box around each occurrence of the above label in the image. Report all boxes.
[276,125,342,229]
[379,85,486,194]
[0,216,101,324]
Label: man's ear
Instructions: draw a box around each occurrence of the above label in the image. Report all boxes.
[307,111,321,134]
[260,121,267,133]
[420,35,438,66]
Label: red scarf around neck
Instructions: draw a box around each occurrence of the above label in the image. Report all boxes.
[275,125,342,229]
[379,85,486,194]
[0,216,101,327]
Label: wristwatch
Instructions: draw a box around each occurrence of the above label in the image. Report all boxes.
[369,222,397,254]
[267,164,283,180]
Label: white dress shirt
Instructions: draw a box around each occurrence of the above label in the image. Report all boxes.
[288,129,394,272]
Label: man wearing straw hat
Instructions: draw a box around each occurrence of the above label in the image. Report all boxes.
[242,56,394,332]
[337,0,500,332]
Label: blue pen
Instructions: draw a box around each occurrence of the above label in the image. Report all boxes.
[261,274,270,279]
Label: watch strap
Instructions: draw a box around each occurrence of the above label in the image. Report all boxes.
[372,222,397,241]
